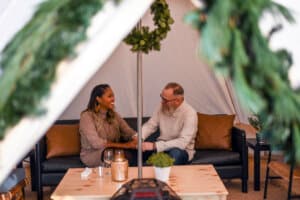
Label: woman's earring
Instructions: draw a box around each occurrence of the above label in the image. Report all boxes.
[95,102,100,112]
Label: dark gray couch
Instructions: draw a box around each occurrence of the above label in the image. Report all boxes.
[32,117,248,200]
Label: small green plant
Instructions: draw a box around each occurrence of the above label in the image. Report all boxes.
[248,115,262,132]
[146,152,174,168]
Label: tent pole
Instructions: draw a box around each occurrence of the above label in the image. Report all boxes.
[137,20,143,179]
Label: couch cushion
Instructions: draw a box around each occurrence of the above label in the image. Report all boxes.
[195,113,235,150]
[191,150,240,166]
[42,173,66,186]
[46,124,80,159]
[42,156,84,172]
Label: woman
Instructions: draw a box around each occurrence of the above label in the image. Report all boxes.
[79,84,137,167]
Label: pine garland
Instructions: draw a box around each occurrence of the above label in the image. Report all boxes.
[124,0,174,54]
[0,0,106,139]
[185,0,300,164]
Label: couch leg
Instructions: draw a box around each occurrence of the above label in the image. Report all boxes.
[36,143,43,200]
[242,179,248,193]
[30,150,36,191]
[37,186,43,200]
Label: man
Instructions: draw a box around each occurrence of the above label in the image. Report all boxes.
[142,82,198,165]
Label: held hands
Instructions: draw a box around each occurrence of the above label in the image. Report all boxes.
[142,142,156,151]
[131,134,138,143]
[105,136,155,150]
[130,134,155,151]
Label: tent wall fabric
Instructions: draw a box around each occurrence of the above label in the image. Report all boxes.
[0,0,155,184]
[59,0,249,123]
[0,0,250,184]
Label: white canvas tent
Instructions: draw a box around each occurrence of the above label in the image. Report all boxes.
[0,0,156,184]
[1,0,299,184]
[57,0,300,120]
[0,0,248,122]
[59,0,248,121]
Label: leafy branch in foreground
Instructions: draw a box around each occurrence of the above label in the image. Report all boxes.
[0,0,105,139]
[185,0,300,164]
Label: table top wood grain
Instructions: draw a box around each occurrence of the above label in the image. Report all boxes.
[51,165,228,200]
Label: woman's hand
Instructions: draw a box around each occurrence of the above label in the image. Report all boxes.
[131,134,138,143]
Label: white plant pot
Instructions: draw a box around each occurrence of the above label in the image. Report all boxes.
[154,166,171,182]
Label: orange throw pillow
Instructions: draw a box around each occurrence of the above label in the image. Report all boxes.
[195,113,235,150]
[46,124,80,159]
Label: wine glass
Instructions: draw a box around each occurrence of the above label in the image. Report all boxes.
[103,149,114,175]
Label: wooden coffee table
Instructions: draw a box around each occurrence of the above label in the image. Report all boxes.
[51,165,228,200]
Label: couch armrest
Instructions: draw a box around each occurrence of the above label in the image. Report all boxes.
[231,127,248,180]
[36,138,47,163]
[232,127,246,153]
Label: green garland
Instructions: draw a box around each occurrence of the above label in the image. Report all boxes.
[0,0,106,139]
[124,0,174,54]
[185,1,300,164]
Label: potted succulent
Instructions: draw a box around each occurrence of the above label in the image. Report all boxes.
[146,152,175,182]
[248,115,264,144]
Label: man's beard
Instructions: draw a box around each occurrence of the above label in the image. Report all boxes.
[161,104,176,115]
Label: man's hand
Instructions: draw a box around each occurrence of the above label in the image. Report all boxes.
[142,142,156,151]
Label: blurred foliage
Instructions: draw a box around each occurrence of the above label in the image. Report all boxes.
[124,0,174,54]
[248,115,262,132]
[0,0,106,139]
[185,0,300,164]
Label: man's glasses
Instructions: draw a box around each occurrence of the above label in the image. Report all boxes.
[160,94,177,103]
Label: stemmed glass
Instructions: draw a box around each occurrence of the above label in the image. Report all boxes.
[103,148,114,175]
